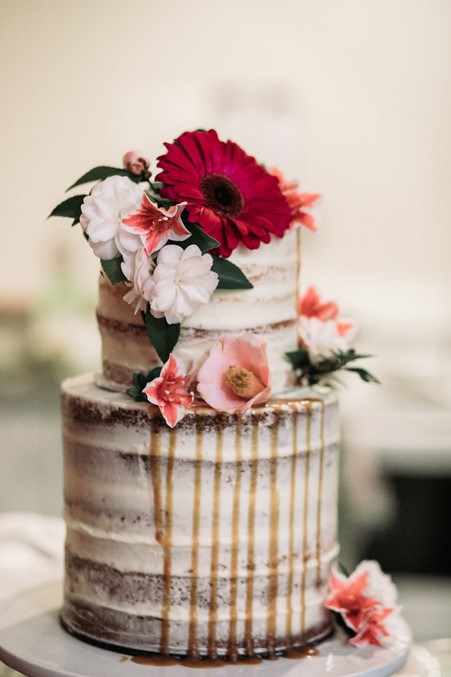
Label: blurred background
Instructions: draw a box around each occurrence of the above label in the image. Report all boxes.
[0,0,450,644]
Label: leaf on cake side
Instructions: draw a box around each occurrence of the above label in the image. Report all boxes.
[66,166,137,191]
[173,223,220,253]
[48,194,87,223]
[211,256,253,290]
[285,348,311,370]
[127,368,162,401]
[142,309,180,363]
[286,348,379,387]
[101,258,127,285]
[344,367,380,384]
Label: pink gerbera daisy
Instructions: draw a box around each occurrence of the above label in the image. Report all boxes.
[156,130,291,258]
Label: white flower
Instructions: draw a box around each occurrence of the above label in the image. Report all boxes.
[299,316,357,363]
[122,247,155,314]
[148,244,218,324]
[80,175,143,262]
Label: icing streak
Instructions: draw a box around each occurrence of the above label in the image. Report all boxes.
[266,416,280,655]
[188,425,204,657]
[300,403,312,634]
[228,416,243,660]
[207,429,224,657]
[286,404,298,641]
[160,429,177,653]
[316,400,326,587]
[244,420,259,655]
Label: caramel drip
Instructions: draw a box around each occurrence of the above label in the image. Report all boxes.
[266,417,280,655]
[285,404,298,641]
[188,426,203,657]
[300,403,312,634]
[149,423,163,544]
[207,429,224,658]
[315,400,326,587]
[160,429,177,654]
[296,227,302,343]
[228,416,242,660]
[244,420,259,655]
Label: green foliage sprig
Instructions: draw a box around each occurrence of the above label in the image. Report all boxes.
[286,347,379,387]
[126,368,162,402]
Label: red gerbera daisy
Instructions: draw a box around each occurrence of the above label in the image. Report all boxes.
[156,130,291,258]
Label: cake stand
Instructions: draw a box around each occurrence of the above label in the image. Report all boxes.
[0,581,411,677]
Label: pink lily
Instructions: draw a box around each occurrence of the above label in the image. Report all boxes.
[123,194,190,256]
[143,354,193,428]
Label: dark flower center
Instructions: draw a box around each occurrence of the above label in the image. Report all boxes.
[200,173,244,216]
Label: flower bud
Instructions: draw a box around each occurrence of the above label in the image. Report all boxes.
[122,150,150,175]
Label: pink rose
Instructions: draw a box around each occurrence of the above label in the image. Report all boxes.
[196,335,271,414]
[123,150,150,175]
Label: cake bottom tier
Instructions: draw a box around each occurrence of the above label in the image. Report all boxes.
[61,373,340,658]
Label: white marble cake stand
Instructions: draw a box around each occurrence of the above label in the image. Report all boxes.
[0,581,411,677]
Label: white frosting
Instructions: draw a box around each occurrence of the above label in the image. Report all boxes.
[97,232,300,393]
[61,374,340,655]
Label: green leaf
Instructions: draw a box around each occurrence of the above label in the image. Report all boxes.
[285,348,311,370]
[48,194,86,221]
[173,223,220,253]
[345,367,380,384]
[211,256,253,290]
[142,309,180,363]
[127,368,162,402]
[66,166,130,191]
[100,258,127,285]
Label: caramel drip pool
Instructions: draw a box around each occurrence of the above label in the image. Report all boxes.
[315,400,326,587]
[300,403,312,634]
[207,429,224,657]
[244,420,259,654]
[160,429,177,654]
[285,404,298,641]
[188,425,204,657]
[266,416,280,654]
[228,416,242,659]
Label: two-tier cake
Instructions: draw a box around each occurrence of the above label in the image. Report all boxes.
[52,129,380,661]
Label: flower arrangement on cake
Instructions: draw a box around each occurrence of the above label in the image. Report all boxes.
[51,129,377,428]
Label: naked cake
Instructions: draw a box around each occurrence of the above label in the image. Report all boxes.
[52,129,379,661]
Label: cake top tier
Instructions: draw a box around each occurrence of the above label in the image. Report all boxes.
[52,128,376,426]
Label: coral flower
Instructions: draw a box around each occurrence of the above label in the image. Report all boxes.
[156,129,291,258]
[351,605,394,647]
[197,335,271,413]
[143,354,194,428]
[299,285,339,321]
[325,561,398,647]
[123,193,190,255]
[272,167,320,231]
[299,286,357,361]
